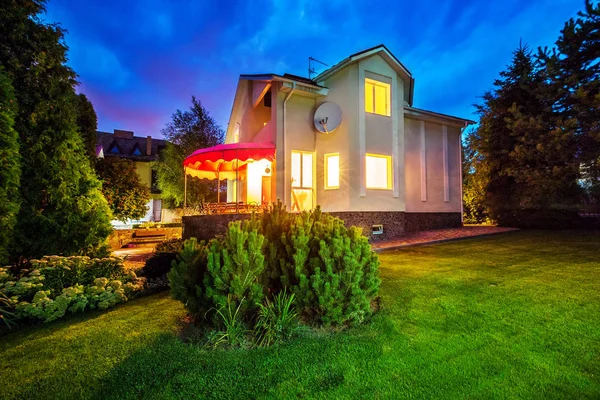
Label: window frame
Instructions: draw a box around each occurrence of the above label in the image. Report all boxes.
[365,153,393,190]
[291,150,314,190]
[365,78,391,117]
[324,153,340,190]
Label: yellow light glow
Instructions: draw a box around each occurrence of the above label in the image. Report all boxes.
[246,159,272,204]
[291,152,301,188]
[365,82,374,113]
[302,153,313,188]
[366,153,392,189]
[324,153,339,189]
[291,188,313,212]
[365,78,390,116]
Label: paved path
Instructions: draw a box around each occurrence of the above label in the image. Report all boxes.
[371,226,519,252]
[112,226,520,264]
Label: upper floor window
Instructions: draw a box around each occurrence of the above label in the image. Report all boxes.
[366,153,392,189]
[365,78,390,116]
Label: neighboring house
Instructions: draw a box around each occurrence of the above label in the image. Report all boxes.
[96,129,169,223]
[184,44,475,240]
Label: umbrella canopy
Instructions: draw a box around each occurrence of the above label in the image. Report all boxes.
[184,142,275,180]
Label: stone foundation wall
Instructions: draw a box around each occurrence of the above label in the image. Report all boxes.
[404,212,462,233]
[182,212,462,243]
[182,214,251,241]
[108,227,182,249]
[328,212,405,242]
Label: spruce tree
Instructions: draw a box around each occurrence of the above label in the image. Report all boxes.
[540,0,600,210]
[0,1,112,260]
[0,71,21,265]
[474,44,579,225]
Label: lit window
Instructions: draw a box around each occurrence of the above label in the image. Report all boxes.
[365,78,390,116]
[324,153,339,189]
[292,151,313,188]
[366,153,392,189]
[291,151,314,211]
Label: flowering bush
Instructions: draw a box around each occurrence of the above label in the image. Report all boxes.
[0,256,144,327]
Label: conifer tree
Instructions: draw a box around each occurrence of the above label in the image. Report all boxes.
[474,44,579,225]
[539,0,600,209]
[0,71,21,264]
[0,1,112,260]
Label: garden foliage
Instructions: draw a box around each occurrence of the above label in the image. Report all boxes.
[0,71,20,265]
[0,256,144,325]
[168,206,381,347]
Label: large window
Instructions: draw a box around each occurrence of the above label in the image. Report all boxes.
[324,153,339,189]
[366,153,392,190]
[365,78,391,116]
[291,151,314,211]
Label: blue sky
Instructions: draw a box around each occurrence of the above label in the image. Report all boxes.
[45,0,584,138]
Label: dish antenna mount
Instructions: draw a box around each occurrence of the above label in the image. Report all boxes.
[314,102,342,134]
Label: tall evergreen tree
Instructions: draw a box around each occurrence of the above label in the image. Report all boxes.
[474,44,579,225]
[0,71,21,264]
[153,96,224,209]
[0,0,112,260]
[74,93,99,166]
[539,0,600,210]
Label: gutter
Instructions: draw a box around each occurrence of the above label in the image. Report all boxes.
[282,82,296,207]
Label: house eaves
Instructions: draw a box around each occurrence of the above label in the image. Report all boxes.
[404,106,476,128]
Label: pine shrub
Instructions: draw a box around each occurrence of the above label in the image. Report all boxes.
[203,221,266,321]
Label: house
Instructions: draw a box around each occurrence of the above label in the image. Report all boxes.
[183,45,475,241]
[96,129,169,223]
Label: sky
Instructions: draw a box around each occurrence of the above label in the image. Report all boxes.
[45,0,584,139]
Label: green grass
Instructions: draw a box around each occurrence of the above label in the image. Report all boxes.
[1,230,599,399]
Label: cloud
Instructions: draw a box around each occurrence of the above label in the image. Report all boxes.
[45,0,584,137]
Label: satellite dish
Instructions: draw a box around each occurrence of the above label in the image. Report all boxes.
[314,102,342,134]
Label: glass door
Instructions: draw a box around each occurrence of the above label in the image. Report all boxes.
[291,151,314,211]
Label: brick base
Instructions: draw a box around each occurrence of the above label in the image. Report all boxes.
[182,212,462,242]
[404,212,462,232]
[328,211,405,242]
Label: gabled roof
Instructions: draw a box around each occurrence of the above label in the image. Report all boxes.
[96,131,168,161]
[315,44,415,106]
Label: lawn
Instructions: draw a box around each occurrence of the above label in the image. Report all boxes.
[1,230,599,399]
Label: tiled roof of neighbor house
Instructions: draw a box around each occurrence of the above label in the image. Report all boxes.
[96,130,168,161]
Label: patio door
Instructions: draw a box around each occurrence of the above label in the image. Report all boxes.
[261,176,272,206]
[291,151,314,211]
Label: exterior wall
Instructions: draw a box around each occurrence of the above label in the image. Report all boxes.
[182,211,461,244]
[315,64,356,212]
[274,88,317,210]
[404,212,462,232]
[329,211,404,242]
[316,54,407,213]
[404,118,462,213]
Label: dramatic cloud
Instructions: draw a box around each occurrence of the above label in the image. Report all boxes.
[45,0,582,138]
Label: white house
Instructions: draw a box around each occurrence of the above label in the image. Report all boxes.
[183,44,474,240]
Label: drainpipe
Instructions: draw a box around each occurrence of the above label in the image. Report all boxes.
[282,82,296,208]
[459,121,468,225]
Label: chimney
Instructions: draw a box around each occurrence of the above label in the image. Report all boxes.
[114,129,134,139]
[146,136,152,156]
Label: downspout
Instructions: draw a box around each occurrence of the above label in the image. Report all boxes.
[282,82,296,207]
[459,121,468,225]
